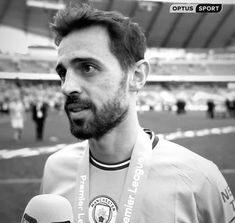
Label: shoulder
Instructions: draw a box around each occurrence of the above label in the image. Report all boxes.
[41,141,88,195]
[151,139,235,219]
[45,140,88,170]
[152,138,223,188]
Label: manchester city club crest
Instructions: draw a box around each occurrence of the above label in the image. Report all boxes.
[89,195,118,223]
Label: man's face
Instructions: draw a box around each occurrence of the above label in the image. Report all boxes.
[56,26,130,140]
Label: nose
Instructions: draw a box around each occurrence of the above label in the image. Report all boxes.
[61,68,82,96]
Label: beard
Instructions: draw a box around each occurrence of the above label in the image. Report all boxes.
[64,83,128,140]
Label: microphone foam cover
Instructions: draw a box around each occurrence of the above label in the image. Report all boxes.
[21,194,73,223]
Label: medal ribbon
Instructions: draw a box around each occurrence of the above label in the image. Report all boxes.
[74,127,152,223]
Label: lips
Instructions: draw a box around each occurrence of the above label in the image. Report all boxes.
[70,107,88,112]
[65,103,90,113]
[66,104,89,111]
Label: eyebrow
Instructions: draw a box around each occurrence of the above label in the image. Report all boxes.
[71,57,101,66]
[55,57,102,72]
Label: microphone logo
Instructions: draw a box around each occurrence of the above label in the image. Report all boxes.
[22,213,37,223]
[53,221,71,223]
[22,213,71,223]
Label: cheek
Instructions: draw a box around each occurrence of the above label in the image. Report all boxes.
[87,72,127,104]
[98,77,120,95]
[85,80,115,106]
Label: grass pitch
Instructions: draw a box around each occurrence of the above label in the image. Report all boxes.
[0,110,235,223]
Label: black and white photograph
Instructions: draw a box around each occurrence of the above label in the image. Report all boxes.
[0,0,235,222]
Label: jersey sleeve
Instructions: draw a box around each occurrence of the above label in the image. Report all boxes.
[39,142,88,195]
[196,162,235,223]
[40,155,55,194]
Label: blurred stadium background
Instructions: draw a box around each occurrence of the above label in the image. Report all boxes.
[0,0,235,222]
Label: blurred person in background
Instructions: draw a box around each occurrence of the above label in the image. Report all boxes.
[176,99,186,114]
[207,99,215,119]
[225,98,235,118]
[31,94,48,141]
[232,99,235,118]
[40,2,235,223]
[9,94,25,140]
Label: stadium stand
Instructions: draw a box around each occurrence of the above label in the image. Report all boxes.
[207,63,235,76]
[150,63,210,76]
[0,57,20,72]
[0,48,235,116]
[19,60,55,73]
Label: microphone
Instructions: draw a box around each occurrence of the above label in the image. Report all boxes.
[21,194,73,223]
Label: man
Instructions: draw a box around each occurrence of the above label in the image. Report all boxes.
[9,94,25,140]
[31,95,48,141]
[41,3,235,223]
[207,99,215,119]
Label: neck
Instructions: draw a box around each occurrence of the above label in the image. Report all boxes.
[89,108,140,164]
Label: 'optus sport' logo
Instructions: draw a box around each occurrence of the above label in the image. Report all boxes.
[170,4,223,13]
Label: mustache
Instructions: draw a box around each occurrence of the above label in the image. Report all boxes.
[64,94,94,109]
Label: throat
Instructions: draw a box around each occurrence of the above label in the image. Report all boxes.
[88,113,139,164]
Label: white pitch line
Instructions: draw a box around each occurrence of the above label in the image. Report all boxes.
[0,178,41,184]
[0,144,67,159]
[0,169,234,185]
[160,126,235,141]
[0,126,235,160]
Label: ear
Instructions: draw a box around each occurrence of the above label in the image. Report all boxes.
[129,59,149,92]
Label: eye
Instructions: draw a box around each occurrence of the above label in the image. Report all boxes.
[81,64,95,74]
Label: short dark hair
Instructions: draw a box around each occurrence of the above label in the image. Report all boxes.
[51,3,146,71]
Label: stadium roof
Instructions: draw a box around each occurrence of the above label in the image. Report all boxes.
[0,0,235,49]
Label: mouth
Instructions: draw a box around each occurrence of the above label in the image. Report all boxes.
[66,104,91,118]
[69,107,89,113]
[66,103,89,110]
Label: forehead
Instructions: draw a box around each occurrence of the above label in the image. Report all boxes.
[58,26,114,64]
